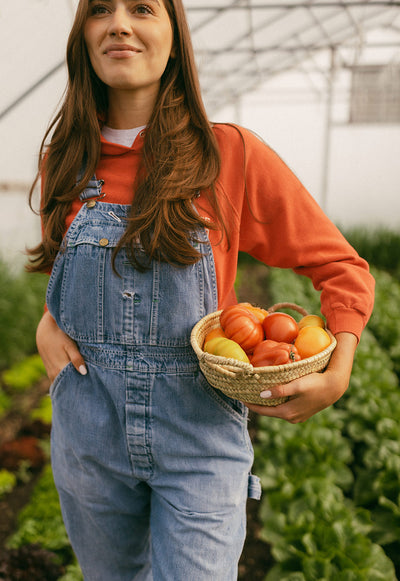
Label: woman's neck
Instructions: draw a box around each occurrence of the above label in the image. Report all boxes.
[106,86,159,129]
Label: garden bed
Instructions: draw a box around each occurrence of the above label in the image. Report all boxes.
[2,229,400,580]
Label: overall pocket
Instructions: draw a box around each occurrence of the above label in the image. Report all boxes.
[49,361,75,399]
[197,372,248,422]
[49,222,128,344]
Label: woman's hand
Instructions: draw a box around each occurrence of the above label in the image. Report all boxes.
[245,332,358,423]
[36,310,87,383]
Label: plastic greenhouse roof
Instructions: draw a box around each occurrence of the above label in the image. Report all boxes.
[1,0,400,120]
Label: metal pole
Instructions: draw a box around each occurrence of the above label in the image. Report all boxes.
[0,61,64,122]
[320,47,336,213]
[234,97,242,126]
[187,2,400,10]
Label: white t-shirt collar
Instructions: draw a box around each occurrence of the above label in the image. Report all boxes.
[101,125,147,147]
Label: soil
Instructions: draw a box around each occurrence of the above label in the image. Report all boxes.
[0,378,49,448]
[239,497,273,580]
[0,258,274,579]
[0,414,51,549]
[0,470,42,548]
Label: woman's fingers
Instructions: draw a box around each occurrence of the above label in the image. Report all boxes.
[64,340,87,376]
[36,311,86,382]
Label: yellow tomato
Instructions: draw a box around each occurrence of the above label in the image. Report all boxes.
[204,337,250,363]
[294,327,331,359]
[298,314,325,330]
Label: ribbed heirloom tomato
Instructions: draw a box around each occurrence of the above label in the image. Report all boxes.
[238,302,269,324]
[220,305,264,353]
[262,312,299,343]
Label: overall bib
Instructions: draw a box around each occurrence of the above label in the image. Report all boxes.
[46,177,261,581]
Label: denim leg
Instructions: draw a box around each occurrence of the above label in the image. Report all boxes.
[148,370,254,580]
[150,492,247,581]
[50,362,153,581]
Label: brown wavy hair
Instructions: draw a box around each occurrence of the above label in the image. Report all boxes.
[26,0,226,273]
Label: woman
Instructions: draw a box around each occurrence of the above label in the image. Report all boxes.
[27,0,375,579]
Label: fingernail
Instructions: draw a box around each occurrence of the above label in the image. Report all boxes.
[79,365,88,376]
[260,390,272,399]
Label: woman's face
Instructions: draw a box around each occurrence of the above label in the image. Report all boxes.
[84,0,174,100]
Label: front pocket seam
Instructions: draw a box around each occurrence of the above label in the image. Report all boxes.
[50,362,74,399]
[198,373,247,422]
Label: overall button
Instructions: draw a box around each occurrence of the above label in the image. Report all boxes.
[86,200,96,209]
[99,238,109,247]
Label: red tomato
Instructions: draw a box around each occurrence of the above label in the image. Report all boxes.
[220,305,264,353]
[262,312,299,343]
[251,340,301,367]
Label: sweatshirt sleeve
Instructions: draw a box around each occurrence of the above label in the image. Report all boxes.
[235,126,375,340]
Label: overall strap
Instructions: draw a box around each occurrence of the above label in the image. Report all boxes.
[79,178,105,201]
[77,160,105,202]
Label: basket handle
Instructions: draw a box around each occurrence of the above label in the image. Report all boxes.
[268,302,309,317]
[203,359,253,379]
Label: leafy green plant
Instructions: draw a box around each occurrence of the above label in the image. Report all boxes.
[2,354,46,393]
[58,561,84,581]
[0,469,17,498]
[0,259,47,370]
[336,328,400,565]
[267,267,321,316]
[8,465,72,558]
[343,227,400,278]
[366,266,400,376]
[7,464,81,577]
[0,387,11,418]
[258,264,400,578]
[30,395,52,425]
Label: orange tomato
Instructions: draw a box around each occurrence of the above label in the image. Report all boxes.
[298,314,325,330]
[204,327,227,344]
[239,302,269,324]
[294,326,331,359]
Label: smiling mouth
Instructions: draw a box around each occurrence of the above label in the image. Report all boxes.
[104,45,141,57]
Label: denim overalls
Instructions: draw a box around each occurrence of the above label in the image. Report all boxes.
[46,176,261,581]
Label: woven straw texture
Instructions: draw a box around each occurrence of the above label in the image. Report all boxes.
[190,303,337,406]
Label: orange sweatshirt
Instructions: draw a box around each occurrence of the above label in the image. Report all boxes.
[63,123,374,341]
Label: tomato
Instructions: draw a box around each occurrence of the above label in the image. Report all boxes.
[294,326,331,359]
[203,337,250,363]
[238,302,269,323]
[262,312,299,343]
[251,340,301,367]
[204,327,227,344]
[220,305,264,353]
[298,314,325,330]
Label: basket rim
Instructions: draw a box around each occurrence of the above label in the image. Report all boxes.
[190,307,337,376]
